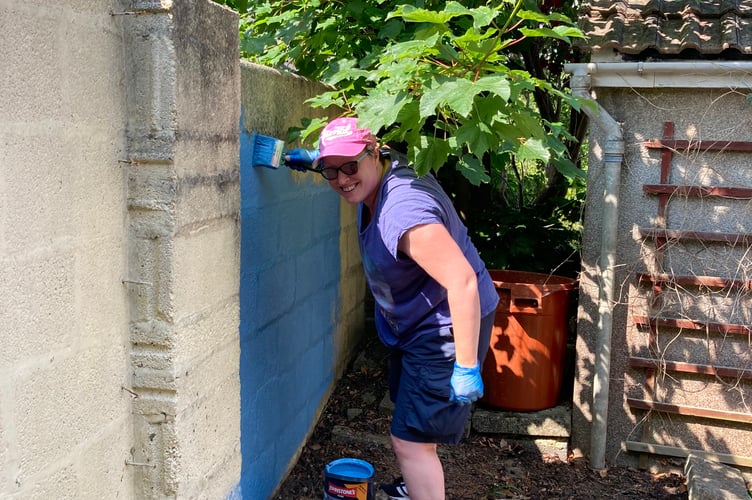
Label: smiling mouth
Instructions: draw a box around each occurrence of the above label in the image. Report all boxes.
[342,184,356,192]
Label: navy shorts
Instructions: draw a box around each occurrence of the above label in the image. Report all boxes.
[388,312,495,445]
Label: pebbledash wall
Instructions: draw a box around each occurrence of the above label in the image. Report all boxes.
[569,66,752,473]
[0,1,364,499]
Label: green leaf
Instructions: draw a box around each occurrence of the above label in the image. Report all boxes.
[436,42,461,63]
[389,101,422,143]
[456,118,494,156]
[474,95,507,124]
[546,12,579,24]
[519,26,576,43]
[358,90,412,133]
[510,110,547,140]
[388,1,497,31]
[553,25,585,39]
[305,90,345,110]
[473,74,511,101]
[514,9,581,34]
[294,117,330,146]
[552,157,586,179]
[493,123,524,148]
[381,33,440,61]
[420,75,510,121]
[514,9,548,23]
[388,4,453,24]
[443,1,472,16]
[420,79,475,119]
[467,6,497,31]
[414,137,451,176]
[462,35,503,59]
[444,2,496,31]
[378,18,404,40]
[516,138,550,163]
[240,35,274,57]
[546,120,577,144]
[579,98,600,116]
[457,154,490,186]
[322,58,364,86]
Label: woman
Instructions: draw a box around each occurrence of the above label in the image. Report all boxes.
[300,117,499,500]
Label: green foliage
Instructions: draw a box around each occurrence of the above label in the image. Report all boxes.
[226,0,590,274]
[213,0,249,14]
[237,0,585,184]
[468,179,585,277]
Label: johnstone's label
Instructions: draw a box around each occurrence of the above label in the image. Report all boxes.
[324,479,372,500]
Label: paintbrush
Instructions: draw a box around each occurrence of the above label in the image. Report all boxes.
[249,130,324,174]
[250,131,286,169]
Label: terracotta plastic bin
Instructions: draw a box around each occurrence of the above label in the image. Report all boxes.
[481,270,576,411]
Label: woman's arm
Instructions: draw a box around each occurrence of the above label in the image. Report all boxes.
[397,223,480,367]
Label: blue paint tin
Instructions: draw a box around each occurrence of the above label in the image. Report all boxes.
[323,458,374,500]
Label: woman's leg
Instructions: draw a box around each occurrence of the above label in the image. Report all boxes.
[386,313,494,499]
[390,434,444,500]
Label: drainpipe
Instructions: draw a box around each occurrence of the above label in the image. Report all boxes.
[566,68,624,470]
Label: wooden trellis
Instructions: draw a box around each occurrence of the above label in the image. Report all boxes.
[626,122,752,469]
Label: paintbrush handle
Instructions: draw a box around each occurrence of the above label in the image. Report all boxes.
[284,148,320,172]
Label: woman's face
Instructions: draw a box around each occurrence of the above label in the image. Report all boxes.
[323,149,382,207]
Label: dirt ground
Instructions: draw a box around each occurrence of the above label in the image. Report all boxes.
[273,333,688,499]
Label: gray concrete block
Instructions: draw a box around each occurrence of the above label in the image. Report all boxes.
[684,454,749,500]
[504,436,569,462]
[472,405,571,437]
[379,393,396,416]
[332,425,391,448]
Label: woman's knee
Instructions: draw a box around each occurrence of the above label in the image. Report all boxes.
[390,434,436,459]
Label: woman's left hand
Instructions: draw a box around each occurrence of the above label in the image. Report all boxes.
[449,362,484,404]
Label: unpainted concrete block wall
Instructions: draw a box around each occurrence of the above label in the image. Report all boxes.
[121,1,242,498]
[1,0,245,498]
[2,1,367,498]
[0,1,134,498]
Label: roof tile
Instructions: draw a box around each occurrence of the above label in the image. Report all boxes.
[577,0,752,58]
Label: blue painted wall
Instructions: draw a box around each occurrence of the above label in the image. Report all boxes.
[238,116,342,499]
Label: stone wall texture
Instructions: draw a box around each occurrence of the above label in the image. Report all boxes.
[1,1,136,498]
[0,1,364,498]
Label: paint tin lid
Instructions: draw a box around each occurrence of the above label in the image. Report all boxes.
[325,458,374,481]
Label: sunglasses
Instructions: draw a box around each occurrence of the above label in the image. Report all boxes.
[317,149,372,180]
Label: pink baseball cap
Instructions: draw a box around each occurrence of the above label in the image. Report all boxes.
[314,117,376,167]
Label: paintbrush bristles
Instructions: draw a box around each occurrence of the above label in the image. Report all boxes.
[251,132,285,169]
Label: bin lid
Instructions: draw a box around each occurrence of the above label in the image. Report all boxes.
[489,269,576,300]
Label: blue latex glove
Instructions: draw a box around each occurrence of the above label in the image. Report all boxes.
[284,148,320,172]
[449,362,484,405]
